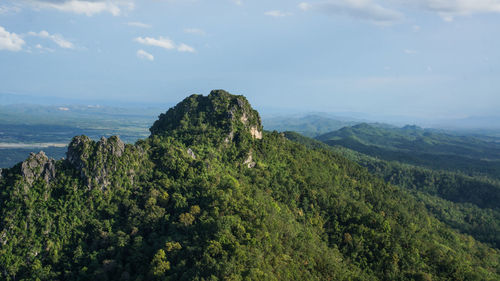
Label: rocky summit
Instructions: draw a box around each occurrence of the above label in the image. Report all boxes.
[150,89,263,145]
[0,90,499,281]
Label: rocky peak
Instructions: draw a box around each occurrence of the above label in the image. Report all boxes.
[20,151,56,185]
[149,90,263,143]
[67,135,128,190]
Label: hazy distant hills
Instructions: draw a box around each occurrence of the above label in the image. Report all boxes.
[433,115,500,131]
[316,123,500,179]
[262,114,360,137]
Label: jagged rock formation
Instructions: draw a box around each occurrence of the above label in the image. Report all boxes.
[20,151,56,186]
[66,135,139,190]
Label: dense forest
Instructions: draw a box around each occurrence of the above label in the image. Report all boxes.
[316,123,500,179]
[286,129,500,249]
[1,90,499,280]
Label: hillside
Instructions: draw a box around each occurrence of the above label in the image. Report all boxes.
[262,114,358,137]
[1,90,499,280]
[286,131,500,249]
[317,123,500,179]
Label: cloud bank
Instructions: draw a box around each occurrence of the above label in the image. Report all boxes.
[265,10,292,17]
[28,30,74,49]
[0,26,25,51]
[137,49,154,61]
[26,0,133,16]
[127,21,152,28]
[299,0,404,24]
[134,36,195,53]
[299,0,500,23]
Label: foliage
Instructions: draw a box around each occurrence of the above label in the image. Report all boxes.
[316,123,500,179]
[1,92,499,280]
[285,131,500,248]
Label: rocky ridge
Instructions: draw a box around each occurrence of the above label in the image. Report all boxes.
[20,151,56,186]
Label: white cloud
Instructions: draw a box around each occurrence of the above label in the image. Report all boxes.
[134,36,175,50]
[35,43,55,53]
[28,30,74,49]
[300,0,404,25]
[137,49,154,61]
[298,2,313,11]
[265,10,292,17]
[177,43,195,53]
[232,0,243,5]
[127,22,152,28]
[0,5,21,14]
[300,0,500,22]
[134,36,196,53]
[27,0,134,16]
[184,28,206,36]
[440,14,454,21]
[415,0,500,14]
[404,49,418,55]
[0,26,25,52]
[395,0,500,21]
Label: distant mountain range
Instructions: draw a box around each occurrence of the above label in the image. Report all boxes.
[262,114,360,137]
[316,123,500,178]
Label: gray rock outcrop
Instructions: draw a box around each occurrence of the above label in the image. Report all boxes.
[20,151,56,185]
[67,135,129,190]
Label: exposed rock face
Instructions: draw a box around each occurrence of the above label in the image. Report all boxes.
[20,151,56,185]
[67,135,129,190]
[243,151,256,168]
[67,135,93,175]
[250,126,263,140]
[187,148,196,159]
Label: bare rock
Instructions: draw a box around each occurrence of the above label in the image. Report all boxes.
[187,148,196,159]
[243,151,256,168]
[67,135,129,190]
[250,126,263,140]
[21,151,56,185]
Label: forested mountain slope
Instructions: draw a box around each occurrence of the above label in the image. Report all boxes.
[317,123,500,179]
[286,131,500,249]
[1,90,499,280]
[262,115,358,137]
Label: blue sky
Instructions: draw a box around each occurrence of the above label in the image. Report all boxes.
[0,0,499,119]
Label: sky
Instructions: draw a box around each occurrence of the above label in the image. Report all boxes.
[0,0,499,120]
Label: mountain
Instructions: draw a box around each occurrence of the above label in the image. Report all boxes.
[285,131,500,248]
[262,114,359,137]
[317,123,500,179]
[0,90,499,280]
